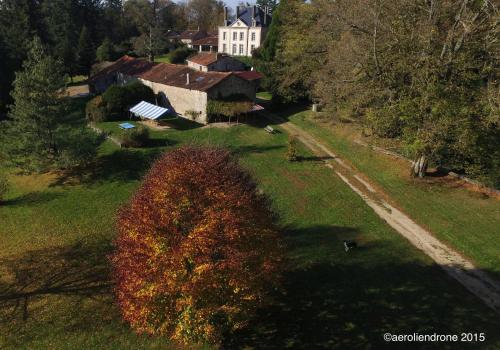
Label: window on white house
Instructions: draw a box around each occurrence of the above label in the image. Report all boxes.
[233,32,237,40]
[223,44,227,52]
[251,44,255,52]
[251,32,256,41]
[239,44,244,55]
[232,44,237,54]
[240,32,244,40]
[223,31,226,40]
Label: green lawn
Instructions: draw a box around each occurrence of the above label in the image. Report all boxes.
[257,91,272,101]
[286,108,500,280]
[1,105,499,349]
[154,54,172,64]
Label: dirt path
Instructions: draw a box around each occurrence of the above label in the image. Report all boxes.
[264,112,500,314]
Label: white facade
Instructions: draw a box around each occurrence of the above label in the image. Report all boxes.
[218,19,266,57]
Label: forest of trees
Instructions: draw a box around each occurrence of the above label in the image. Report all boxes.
[257,0,499,186]
[0,0,227,115]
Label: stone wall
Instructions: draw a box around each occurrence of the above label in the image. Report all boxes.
[207,75,257,102]
[139,79,209,124]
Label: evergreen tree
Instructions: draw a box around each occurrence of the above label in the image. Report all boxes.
[42,0,79,77]
[96,37,116,62]
[3,37,68,172]
[0,0,43,114]
[76,26,95,76]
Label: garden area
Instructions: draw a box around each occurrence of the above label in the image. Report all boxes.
[1,98,500,349]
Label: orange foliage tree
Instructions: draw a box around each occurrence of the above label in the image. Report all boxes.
[111,146,284,345]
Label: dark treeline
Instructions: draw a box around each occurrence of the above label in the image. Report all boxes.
[257,0,499,186]
[0,0,226,114]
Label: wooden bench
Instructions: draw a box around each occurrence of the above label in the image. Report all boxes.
[264,125,275,134]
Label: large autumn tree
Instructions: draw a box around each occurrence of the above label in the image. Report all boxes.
[111,146,284,345]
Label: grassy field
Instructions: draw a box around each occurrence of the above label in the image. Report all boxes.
[1,102,499,349]
[154,54,172,64]
[284,108,500,280]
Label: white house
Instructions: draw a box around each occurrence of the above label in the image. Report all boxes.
[218,6,272,57]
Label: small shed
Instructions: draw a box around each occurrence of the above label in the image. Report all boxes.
[129,101,170,125]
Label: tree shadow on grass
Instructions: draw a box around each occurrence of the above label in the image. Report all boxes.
[52,148,164,186]
[2,192,62,207]
[232,144,286,156]
[225,226,500,349]
[297,155,333,162]
[0,241,112,326]
[226,261,500,350]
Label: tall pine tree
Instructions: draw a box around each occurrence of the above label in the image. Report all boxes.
[76,26,95,76]
[3,37,68,172]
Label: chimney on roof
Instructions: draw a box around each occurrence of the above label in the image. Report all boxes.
[251,6,256,25]
[186,72,190,85]
[236,6,241,18]
[263,6,267,25]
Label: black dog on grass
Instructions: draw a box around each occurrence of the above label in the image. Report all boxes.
[343,240,357,252]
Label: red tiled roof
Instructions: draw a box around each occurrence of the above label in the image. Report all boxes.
[187,53,219,66]
[192,36,218,46]
[89,56,241,92]
[233,71,264,81]
[89,55,155,83]
[139,63,232,92]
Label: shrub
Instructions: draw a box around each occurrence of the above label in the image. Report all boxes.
[119,125,150,148]
[126,82,155,104]
[207,95,253,122]
[185,109,201,121]
[111,146,283,345]
[102,83,156,120]
[168,46,195,64]
[102,85,130,120]
[85,96,107,123]
[285,136,298,162]
[0,173,9,203]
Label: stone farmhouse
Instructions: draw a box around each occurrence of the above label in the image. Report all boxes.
[187,53,246,72]
[218,5,272,57]
[88,56,262,124]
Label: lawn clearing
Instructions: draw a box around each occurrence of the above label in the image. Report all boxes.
[1,104,499,349]
[154,54,172,64]
[286,108,500,280]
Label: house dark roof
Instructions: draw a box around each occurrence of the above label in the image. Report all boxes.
[139,63,232,92]
[166,30,180,39]
[192,35,218,46]
[178,30,208,41]
[231,6,271,27]
[233,71,264,81]
[88,56,155,84]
